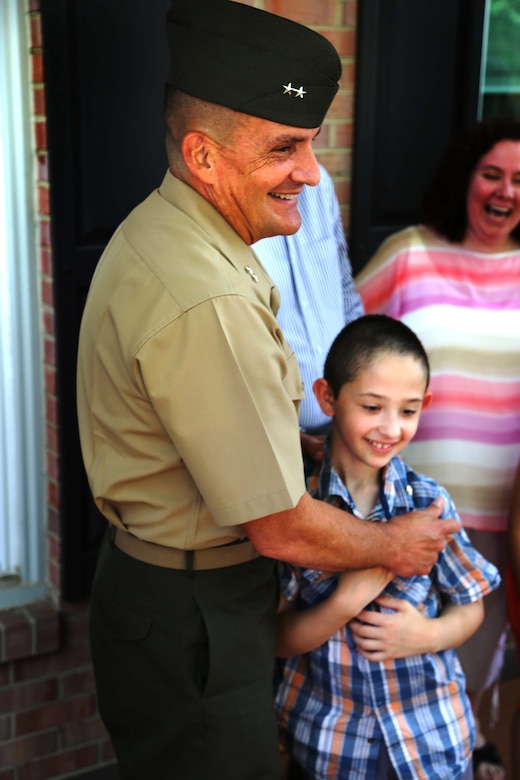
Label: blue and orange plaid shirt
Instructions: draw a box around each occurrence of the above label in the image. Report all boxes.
[275,446,500,780]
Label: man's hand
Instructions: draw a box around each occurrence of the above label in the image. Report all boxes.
[245,494,460,576]
[385,497,460,577]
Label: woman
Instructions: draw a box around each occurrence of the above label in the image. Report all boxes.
[356,116,520,780]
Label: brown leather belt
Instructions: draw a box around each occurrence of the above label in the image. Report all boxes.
[112,528,260,570]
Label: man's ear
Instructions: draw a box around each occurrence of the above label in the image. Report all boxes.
[313,378,335,417]
[181,131,215,183]
[421,391,433,410]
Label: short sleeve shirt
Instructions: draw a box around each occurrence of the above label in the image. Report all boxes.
[77,171,306,549]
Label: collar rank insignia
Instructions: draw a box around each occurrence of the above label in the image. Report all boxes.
[244,265,259,283]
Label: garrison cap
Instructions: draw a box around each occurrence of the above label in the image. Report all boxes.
[165,0,341,128]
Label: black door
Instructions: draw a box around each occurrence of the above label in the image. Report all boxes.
[349,0,486,273]
[41,0,171,599]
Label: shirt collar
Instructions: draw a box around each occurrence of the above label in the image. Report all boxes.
[307,438,406,519]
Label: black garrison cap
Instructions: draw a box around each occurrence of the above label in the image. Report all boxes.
[165,0,342,128]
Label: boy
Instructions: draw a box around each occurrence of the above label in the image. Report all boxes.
[275,315,500,780]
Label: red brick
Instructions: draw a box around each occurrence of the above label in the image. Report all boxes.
[340,60,356,91]
[12,644,54,684]
[332,121,354,149]
[44,367,55,396]
[40,245,53,276]
[45,393,57,424]
[0,715,12,741]
[323,28,356,57]
[34,120,47,150]
[27,605,60,659]
[39,219,51,248]
[18,745,99,780]
[46,481,59,513]
[16,694,96,736]
[45,423,58,454]
[47,508,59,539]
[0,731,57,768]
[43,311,55,340]
[14,643,91,685]
[48,559,61,592]
[313,124,330,150]
[60,668,96,699]
[41,278,54,307]
[326,91,354,121]
[334,179,351,212]
[315,149,351,178]
[0,678,57,713]
[47,532,60,563]
[30,16,42,49]
[264,0,337,25]
[46,451,59,482]
[343,0,357,27]
[44,337,56,368]
[31,52,44,83]
[0,610,33,663]
[38,185,49,216]
[37,152,48,182]
[33,86,46,116]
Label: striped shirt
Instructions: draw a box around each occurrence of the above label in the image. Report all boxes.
[356,225,520,532]
[253,165,363,433]
[275,447,500,780]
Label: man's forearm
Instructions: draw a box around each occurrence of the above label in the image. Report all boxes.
[244,492,459,578]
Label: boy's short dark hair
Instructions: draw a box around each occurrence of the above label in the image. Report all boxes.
[324,314,430,397]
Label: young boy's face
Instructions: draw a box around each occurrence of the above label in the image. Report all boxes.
[314,351,432,473]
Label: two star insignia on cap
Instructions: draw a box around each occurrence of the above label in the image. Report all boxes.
[283,83,306,99]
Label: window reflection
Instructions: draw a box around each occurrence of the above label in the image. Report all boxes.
[481,0,520,119]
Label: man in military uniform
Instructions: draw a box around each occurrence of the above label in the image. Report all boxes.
[77,2,458,778]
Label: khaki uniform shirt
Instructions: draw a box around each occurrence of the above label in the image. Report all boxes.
[77,171,305,549]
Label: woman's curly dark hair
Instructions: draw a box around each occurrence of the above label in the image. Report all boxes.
[421,116,520,243]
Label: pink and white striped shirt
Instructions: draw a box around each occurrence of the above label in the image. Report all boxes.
[356,225,520,532]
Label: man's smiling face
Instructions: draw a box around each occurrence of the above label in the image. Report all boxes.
[206,115,322,245]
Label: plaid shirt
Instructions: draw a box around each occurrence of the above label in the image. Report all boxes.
[275,447,500,779]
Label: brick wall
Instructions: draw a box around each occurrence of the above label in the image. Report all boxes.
[30,4,61,596]
[0,3,116,778]
[0,1,356,777]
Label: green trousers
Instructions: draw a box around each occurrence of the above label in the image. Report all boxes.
[90,531,281,779]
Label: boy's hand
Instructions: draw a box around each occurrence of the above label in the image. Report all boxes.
[349,597,431,661]
[386,497,461,577]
